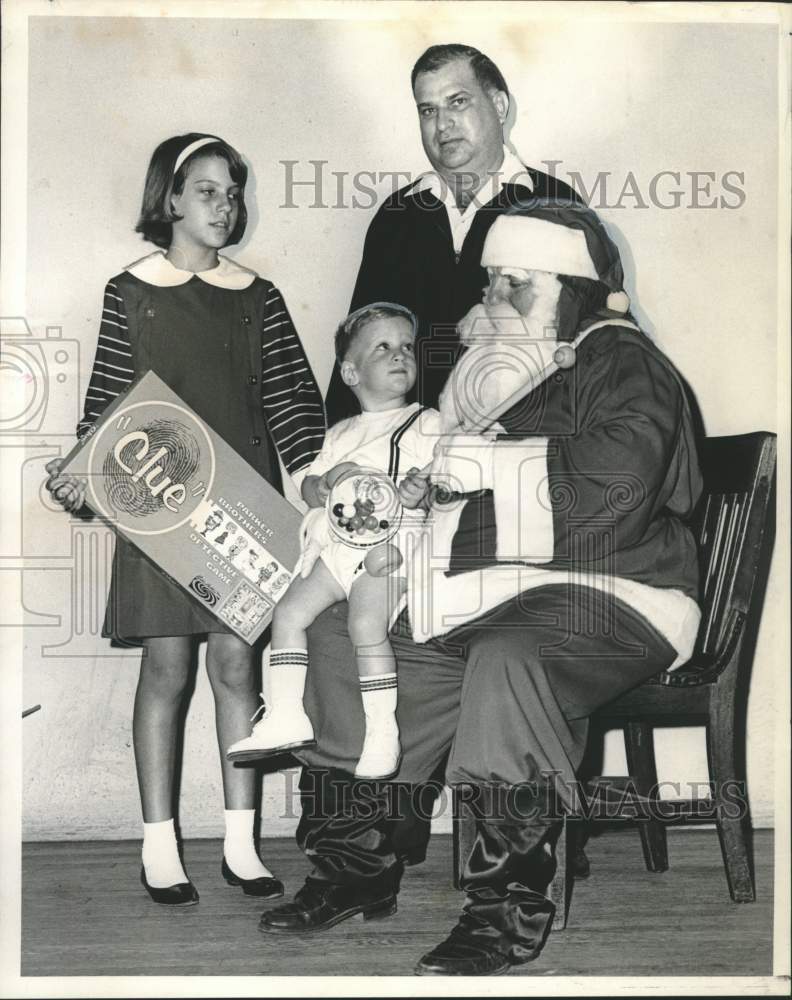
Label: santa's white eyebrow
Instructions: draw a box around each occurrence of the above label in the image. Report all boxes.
[492,266,533,279]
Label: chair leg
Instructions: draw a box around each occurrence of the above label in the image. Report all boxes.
[573,822,591,878]
[707,706,755,902]
[549,815,569,930]
[624,721,668,873]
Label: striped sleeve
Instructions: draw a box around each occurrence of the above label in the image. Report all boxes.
[76,281,135,439]
[260,286,326,481]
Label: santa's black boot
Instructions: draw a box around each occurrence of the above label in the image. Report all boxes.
[259,767,400,935]
[416,784,561,976]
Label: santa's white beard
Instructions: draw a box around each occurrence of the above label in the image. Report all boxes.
[440,287,562,433]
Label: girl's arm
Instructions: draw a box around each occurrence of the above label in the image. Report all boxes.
[77,280,135,439]
[260,287,326,487]
[47,280,135,512]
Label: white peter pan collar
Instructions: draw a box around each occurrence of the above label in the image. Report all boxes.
[125,251,258,290]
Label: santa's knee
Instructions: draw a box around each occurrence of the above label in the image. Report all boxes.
[465,634,545,693]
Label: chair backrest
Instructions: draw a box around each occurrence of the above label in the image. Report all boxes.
[685,432,776,678]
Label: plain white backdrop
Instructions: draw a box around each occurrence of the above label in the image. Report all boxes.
[2,6,786,849]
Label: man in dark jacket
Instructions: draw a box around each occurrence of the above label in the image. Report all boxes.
[325,43,579,426]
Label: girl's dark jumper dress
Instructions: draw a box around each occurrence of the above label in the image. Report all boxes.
[77,251,325,643]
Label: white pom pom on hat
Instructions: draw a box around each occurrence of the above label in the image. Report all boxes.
[606,290,630,314]
[482,202,631,314]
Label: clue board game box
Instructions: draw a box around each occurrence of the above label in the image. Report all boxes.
[61,370,303,644]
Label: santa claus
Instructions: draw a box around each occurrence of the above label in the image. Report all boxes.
[260,199,703,977]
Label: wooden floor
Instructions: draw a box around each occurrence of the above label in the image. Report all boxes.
[22,828,774,978]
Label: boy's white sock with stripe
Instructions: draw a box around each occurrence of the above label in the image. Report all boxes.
[355,673,401,779]
[226,648,314,760]
[268,648,309,703]
[359,673,398,716]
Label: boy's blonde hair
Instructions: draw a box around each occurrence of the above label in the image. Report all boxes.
[334,302,417,364]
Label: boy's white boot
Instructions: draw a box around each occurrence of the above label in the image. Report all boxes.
[227,650,315,762]
[354,673,401,779]
[354,718,402,779]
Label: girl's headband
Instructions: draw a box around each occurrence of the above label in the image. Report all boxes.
[173,136,221,175]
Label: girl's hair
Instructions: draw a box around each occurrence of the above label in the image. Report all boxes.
[135,133,248,249]
[335,302,418,364]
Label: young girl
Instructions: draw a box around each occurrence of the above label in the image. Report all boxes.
[45,133,326,905]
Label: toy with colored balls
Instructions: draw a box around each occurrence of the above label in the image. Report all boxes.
[327,467,402,548]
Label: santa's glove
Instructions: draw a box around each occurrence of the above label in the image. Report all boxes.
[430,434,497,494]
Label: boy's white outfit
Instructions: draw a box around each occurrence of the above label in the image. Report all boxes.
[227,402,442,778]
[307,403,442,594]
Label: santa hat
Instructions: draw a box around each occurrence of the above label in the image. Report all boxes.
[481,201,631,314]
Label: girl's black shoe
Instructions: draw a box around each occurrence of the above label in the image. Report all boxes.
[222,856,284,899]
[140,866,199,906]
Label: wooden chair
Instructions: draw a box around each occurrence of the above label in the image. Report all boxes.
[453,431,777,929]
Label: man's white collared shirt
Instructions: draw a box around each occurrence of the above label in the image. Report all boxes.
[413,146,534,256]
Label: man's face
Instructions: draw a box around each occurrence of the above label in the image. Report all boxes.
[414,58,507,179]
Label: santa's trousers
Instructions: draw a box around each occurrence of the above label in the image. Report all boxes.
[296,584,676,902]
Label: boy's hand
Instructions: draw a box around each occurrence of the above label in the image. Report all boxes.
[45,458,87,513]
[315,475,330,504]
[301,473,331,508]
[398,467,430,509]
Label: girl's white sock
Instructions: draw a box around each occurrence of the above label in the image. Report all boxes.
[141,818,188,888]
[224,808,273,880]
